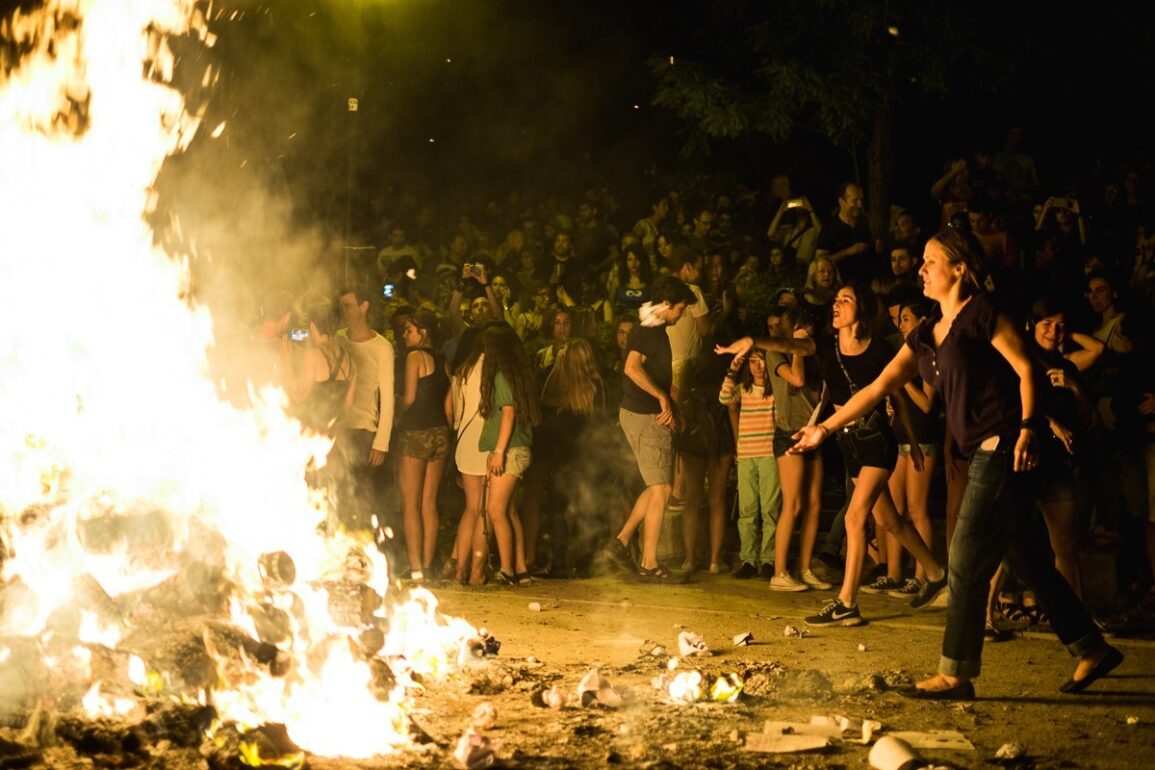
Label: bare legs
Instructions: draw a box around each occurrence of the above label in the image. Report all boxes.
[886,452,938,582]
[400,455,445,577]
[774,454,824,577]
[679,452,734,571]
[839,467,944,608]
[615,483,671,570]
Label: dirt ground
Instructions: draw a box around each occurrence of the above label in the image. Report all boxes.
[408,574,1155,770]
[8,573,1155,770]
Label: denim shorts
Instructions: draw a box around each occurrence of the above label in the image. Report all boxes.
[835,426,898,477]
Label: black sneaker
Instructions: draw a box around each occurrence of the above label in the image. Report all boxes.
[492,570,520,586]
[910,573,949,609]
[860,575,901,594]
[805,599,864,627]
[732,562,757,579]
[758,563,775,580]
[636,564,687,584]
[603,539,635,574]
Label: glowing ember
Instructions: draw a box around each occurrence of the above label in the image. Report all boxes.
[0,0,474,758]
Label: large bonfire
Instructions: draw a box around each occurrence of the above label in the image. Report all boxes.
[0,0,475,761]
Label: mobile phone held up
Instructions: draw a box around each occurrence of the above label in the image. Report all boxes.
[383,283,395,298]
[290,327,310,342]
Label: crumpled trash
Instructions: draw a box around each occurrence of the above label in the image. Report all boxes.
[527,601,542,612]
[995,741,1027,760]
[809,714,881,744]
[457,629,501,666]
[1126,715,1140,725]
[677,630,712,657]
[470,702,498,730]
[653,670,743,704]
[578,667,625,708]
[784,624,809,638]
[709,672,744,703]
[733,631,754,646]
[652,670,704,703]
[531,684,575,709]
[639,640,666,657]
[453,728,497,769]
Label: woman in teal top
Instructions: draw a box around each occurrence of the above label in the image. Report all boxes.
[452,323,540,586]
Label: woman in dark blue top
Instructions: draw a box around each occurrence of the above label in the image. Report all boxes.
[787,223,1121,700]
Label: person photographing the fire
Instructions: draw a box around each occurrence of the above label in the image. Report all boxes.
[717,221,1123,698]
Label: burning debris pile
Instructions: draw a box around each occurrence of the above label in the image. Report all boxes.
[0,0,479,764]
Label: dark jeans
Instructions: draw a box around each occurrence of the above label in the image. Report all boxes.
[942,446,1102,678]
[333,429,392,542]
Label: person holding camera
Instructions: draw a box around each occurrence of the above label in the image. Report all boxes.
[767,195,822,265]
[280,298,355,437]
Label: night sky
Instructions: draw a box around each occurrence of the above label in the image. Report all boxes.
[4,0,1154,232]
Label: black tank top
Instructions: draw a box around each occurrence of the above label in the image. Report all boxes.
[398,349,450,431]
[296,343,351,436]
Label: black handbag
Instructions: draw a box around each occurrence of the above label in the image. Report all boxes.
[833,341,887,439]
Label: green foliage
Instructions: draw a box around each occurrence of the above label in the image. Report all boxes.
[650,0,1011,157]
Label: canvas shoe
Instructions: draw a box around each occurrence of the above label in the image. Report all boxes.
[801,569,833,590]
[769,572,809,592]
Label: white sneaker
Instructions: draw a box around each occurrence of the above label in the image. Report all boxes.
[801,569,833,590]
[769,572,809,592]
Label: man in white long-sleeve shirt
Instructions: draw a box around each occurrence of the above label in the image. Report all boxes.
[337,288,395,544]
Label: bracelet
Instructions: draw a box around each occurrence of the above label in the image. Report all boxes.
[815,424,829,438]
[1020,417,1047,431]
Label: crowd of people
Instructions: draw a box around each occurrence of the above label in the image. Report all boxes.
[265,131,1154,696]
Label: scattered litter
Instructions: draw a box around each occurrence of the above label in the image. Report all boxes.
[677,631,712,656]
[888,730,974,750]
[857,643,867,652]
[457,630,501,665]
[653,670,745,704]
[868,735,921,770]
[994,742,1027,760]
[526,656,538,664]
[762,715,880,745]
[470,703,497,730]
[639,640,667,657]
[527,601,542,612]
[710,672,744,703]
[453,728,497,770]
[784,624,809,638]
[531,684,575,709]
[1126,715,1140,725]
[812,715,881,744]
[578,667,626,708]
[733,631,754,647]
[745,733,830,754]
[652,670,703,703]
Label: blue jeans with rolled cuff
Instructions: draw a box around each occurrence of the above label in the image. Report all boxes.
[941,446,1103,679]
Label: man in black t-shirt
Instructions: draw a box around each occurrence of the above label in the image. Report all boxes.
[817,182,879,285]
[604,275,697,582]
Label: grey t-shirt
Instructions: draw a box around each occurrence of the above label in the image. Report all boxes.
[767,351,822,431]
